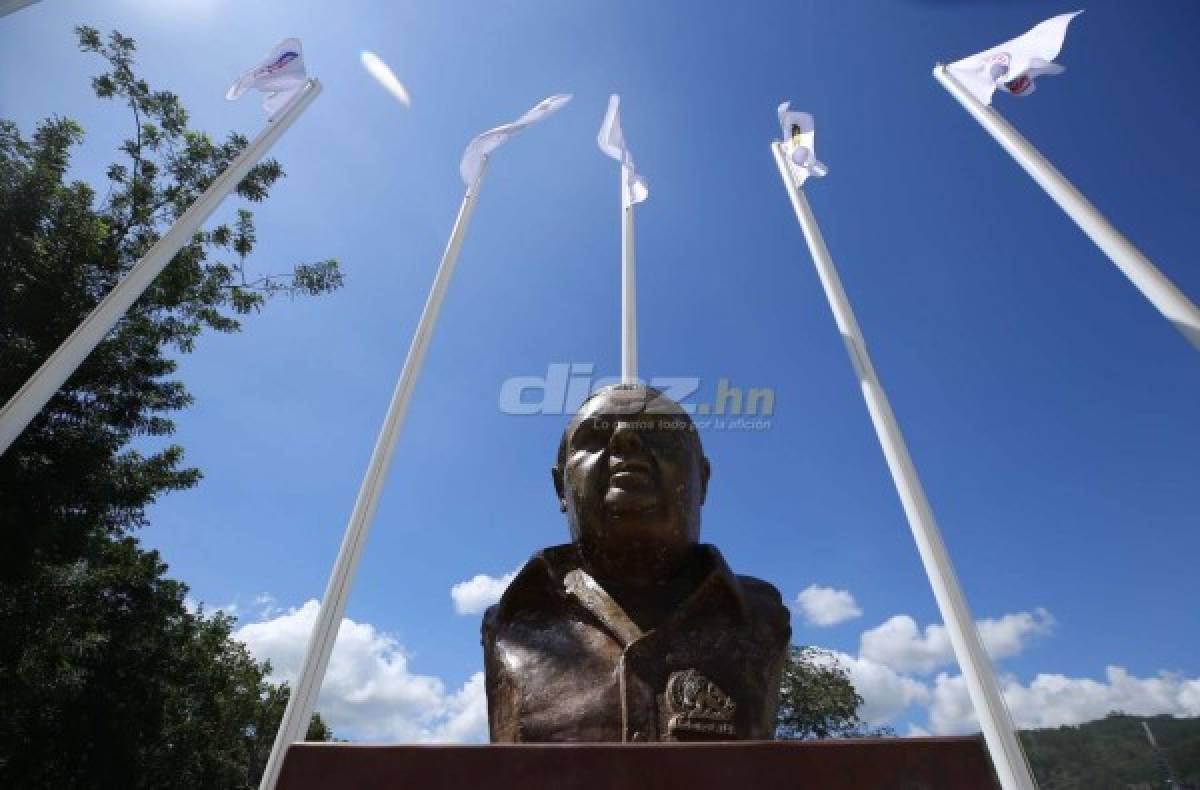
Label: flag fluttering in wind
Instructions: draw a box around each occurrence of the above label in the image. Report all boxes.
[360,51,411,108]
[933,11,1200,353]
[948,11,1082,105]
[777,102,828,186]
[459,94,572,189]
[597,95,649,205]
[2,38,324,462]
[226,37,308,114]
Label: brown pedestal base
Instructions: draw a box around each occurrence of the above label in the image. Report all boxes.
[277,737,1000,789]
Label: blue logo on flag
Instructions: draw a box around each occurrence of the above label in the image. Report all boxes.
[259,51,299,76]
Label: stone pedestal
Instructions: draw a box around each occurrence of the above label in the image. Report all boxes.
[277,737,1000,789]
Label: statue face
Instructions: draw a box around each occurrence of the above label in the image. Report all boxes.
[553,387,710,585]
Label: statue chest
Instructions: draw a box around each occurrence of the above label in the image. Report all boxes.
[485,613,777,743]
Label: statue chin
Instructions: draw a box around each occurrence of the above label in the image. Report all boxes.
[579,522,696,588]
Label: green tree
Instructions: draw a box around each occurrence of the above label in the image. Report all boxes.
[775,645,893,740]
[1,538,330,788]
[0,26,340,580]
[0,26,340,788]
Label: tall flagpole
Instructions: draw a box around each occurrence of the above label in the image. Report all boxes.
[771,142,1037,790]
[0,79,323,457]
[621,164,638,384]
[0,0,42,18]
[256,160,489,790]
[933,64,1200,351]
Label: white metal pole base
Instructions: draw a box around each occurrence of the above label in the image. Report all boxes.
[256,164,488,790]
[933,64,1200,351]
[0,79,324,457]
[771,142,1037,790]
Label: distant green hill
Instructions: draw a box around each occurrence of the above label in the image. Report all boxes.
[1018,713,1200,789]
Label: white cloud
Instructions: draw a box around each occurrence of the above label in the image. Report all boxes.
[859,609,1053,675]
[252,592,283,619]
[451,571,517,615]
[794,585,863,627]
[234,600,487,743]
[927,667,1200,735]
[859,615,948,675]
[840,607,1200,736]
[231,598,1200,745]
[824,650,931,725]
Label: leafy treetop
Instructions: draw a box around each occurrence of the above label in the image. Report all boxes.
[0,26,342,581]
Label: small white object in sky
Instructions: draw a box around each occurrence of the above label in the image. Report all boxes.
[948,11,1083,105]
[226,37,307,115]
[459,94,572,189]
[597,94,649,205]
[777,102,828,185]
[360,51,411,108]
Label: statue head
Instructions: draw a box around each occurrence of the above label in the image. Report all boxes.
[552,384,711,586]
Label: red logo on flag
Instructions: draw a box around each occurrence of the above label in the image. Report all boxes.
[1004,75,1032,95]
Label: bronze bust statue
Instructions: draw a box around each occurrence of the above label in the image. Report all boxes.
[482,385,790,742]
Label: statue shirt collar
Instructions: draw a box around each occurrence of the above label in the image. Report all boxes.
[494,543,750,647]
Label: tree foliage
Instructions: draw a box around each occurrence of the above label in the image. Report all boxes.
[1,538,329,788]
[0,26,340,788]
[775,645,892,740]
[1020,713,1200,790]
[0,27,340,579]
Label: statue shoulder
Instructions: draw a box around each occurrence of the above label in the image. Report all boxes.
[481,544,578,641]
[736,574,791,639]
[737,573,785,606]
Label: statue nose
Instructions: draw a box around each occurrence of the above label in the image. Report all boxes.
[609,421,643,454]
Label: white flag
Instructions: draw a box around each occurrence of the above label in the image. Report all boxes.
[226,37,308,115]
[777,102,828,185]
[459,94,572,189]
[948,11,1082,105]
[597,95,649,205]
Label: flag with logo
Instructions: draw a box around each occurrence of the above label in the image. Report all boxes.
[597,94,649,206]
[948,11,1082,105]
[459,94,572,189]
[226,37,308,115]
[777,102,828,185]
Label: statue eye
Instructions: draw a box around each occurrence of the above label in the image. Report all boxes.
[572,418,610,450]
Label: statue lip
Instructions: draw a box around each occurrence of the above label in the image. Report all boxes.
[608,457,655,489]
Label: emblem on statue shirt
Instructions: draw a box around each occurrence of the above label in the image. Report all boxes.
[663,669,737,738]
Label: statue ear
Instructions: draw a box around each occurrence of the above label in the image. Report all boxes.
[551,466,567,513]
[700,456,711,505]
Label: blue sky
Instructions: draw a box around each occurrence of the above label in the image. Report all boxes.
[3,0,1199,743]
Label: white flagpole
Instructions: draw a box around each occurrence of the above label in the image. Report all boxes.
[257,159,489,790]
[771,142,1036,790]
[621,165,638,384]
[933,64,1200,351]
[0,79,323,457]
[0,0,42,18]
